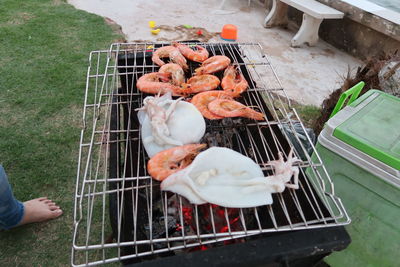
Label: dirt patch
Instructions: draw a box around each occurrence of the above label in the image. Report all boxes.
[310,48,335,58]
[114,25,218,44]
[7,12,35,25]
[265,45,294,63]
[239,6,251,12]
[323,48,335,57]
[104,17,127,42]
[45,104,82,130]
[52,0,63,5]
[155,25,219,42]
[312,50,400,135]
[0,101,39,128]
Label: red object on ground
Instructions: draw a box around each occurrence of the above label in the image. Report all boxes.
[197,30,203,35]
[221,24,238,41]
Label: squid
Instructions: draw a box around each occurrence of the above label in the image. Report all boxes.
[161,147,300,208]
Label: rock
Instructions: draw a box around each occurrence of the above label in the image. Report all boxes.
[378,61,400,97]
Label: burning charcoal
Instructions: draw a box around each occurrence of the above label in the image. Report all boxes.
[144,216,177,250]
[215,132,224,144]
[247,146,256,160]
[200,205,243,233]
[201,132,219,147]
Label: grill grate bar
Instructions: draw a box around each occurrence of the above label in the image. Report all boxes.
[74,217,340,251]
[72,42,350,267]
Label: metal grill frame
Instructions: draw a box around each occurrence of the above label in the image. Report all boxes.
[71,42,350,267]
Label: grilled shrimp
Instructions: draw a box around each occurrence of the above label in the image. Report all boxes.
[195,55,231,75]
[221,66,249,97]
[136,72,181,95]
[172,42,209,63]
[179,75,220,95]
[147,144,207,181]
[159,63,185,86]
[152,46,188,70]
[207,99,265,120]
[190,90,233,120]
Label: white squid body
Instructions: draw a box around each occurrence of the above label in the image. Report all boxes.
[161,147,274,208]
[137,93,206,157]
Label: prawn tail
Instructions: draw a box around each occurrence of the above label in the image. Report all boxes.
[191,143,207,155]
[181,62,189,72]
[225,89,240,98]
[157,72,171,82]
[175,83,191,96]
[224,65,235,76]
[196,45,205,51]
[152,56,165,67]
[246,109,265,121]
[194,67,204,75]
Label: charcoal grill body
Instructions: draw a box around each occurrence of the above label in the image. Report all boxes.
[107,43,350,266]
[125,227,350,267]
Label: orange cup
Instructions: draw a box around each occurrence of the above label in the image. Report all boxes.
[221,24,237,41]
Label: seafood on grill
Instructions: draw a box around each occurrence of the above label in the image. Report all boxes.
[159,63,185,86]
[136,72,182,95]
[161,147,301,207]
[148,144,207,181]
[137,93,206,157]
[264,149,301,192]
[190,90,233,120]
[152,46,188,70]
[208,99,265,120]
[221,66,249,97]
[172,42,209,63]
[179,74,220,95]
[195,55,231,75]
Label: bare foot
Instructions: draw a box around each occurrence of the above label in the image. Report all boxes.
[18,197,63,226]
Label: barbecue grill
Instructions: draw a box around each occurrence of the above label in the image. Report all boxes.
[72,42,351,267]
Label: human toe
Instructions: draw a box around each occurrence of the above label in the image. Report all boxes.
[47,202,57,207]
[49,205,60,211]
[51,209,63,218]
[43,199,55,205]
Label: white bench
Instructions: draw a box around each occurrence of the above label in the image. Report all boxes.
[264,0,344,47]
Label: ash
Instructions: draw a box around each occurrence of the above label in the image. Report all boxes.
[202,118,245,147]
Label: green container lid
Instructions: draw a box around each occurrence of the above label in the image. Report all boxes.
[333,90,400,170]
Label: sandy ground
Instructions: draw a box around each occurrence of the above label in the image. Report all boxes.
[67,0,362,106]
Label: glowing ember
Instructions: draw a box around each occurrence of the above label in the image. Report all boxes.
[175,202,242,236]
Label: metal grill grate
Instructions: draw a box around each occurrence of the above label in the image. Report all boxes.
[71,42,350,267]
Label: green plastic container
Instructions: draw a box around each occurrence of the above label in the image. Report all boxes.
[310,90,400,267]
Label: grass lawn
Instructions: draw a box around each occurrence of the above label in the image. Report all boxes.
[0,2,322,265]
[0,0,121,266]
[293,104,321,128]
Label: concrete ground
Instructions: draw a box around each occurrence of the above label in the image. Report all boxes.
[68,0,363,106]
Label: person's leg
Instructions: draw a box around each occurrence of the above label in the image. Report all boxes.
[0,165,62,230]
[0,165,24,229]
